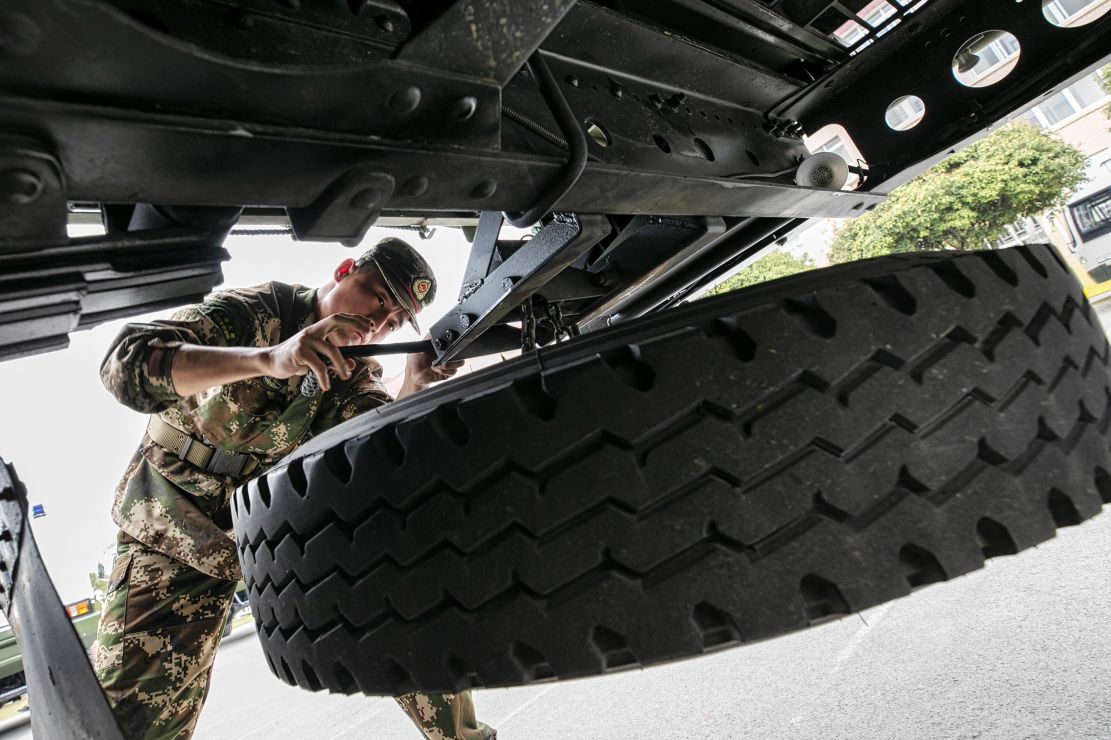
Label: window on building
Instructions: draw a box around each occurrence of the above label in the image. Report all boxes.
[832,20,868,47]
[813,136,850,162]
[1022,72,1111,128]
[862,1,897,26]
[885,96,926,130]
[963,34,1021,83]
[993,219,1036,248]
[1069,75,1106,107]
[1041,91,1080,126]
[1044,0,1108,25]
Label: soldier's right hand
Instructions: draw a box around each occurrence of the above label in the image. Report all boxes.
[264,313,373,391]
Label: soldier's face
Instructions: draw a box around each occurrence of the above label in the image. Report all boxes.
[327,265,408,343]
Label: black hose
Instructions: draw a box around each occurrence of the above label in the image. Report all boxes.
[504,53,590,228]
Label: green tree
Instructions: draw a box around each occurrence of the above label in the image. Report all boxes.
[828,122,1087,264]
[89,571,108,608]
[706,250,815,296]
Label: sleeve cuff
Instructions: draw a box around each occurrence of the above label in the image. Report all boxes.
[141,344,183,403]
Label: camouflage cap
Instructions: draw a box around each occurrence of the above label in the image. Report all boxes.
[354,237,437,332]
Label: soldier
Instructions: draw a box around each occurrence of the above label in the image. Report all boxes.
[94,237,495,740]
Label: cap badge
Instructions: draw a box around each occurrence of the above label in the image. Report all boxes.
[412,278,432,301]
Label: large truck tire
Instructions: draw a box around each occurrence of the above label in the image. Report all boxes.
[233,244,1111,695]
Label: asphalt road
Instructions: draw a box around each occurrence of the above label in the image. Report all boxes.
[202,510,1111,739]
[5,299,1111,740]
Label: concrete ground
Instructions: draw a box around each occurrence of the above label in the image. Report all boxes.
[4,299,1111,740]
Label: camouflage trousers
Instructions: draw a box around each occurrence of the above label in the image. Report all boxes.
[93,533,496,739]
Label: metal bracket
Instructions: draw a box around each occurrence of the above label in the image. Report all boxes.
[287,169,396,246]
[0,134,66,251]
[399,0,579,86]
[457,211,504,301]
[0,0,500,146]
[430,212,610,362]
[0,227,229,361]
[578,216,727,331]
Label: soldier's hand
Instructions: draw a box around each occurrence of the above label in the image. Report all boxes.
[265,313,372,391]
[398,335,465,398]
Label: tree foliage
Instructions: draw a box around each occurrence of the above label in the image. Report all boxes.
[828,122,1087,264]
[705,250,815,296]
[89,571,108,607]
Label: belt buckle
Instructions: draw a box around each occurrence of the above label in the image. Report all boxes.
[208,449,246,477]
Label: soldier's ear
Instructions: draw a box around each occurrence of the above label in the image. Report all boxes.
[334,258,356,282]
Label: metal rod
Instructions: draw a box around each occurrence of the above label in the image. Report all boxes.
[607,217,800,322]
[504,53,589,228]
[337,341,432,357]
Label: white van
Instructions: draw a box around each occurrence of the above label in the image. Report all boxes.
[1065,166,1111,281]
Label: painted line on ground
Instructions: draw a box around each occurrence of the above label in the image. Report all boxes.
[831,603,892,675]
[491,684,561,731]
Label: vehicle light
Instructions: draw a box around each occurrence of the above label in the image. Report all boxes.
[65,599,93,617]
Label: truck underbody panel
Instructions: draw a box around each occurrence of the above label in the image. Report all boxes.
[0,0,1108,360]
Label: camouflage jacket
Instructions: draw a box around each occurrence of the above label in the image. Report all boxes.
[101,282,393,580]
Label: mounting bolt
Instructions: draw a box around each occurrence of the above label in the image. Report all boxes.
[387,86,422,115]
[399,175,429,198]
[459,314,472,329]
[610,85,624,99]
[349,188,383,209]
[376,16,396,33]
[565,75,579,88]
[442,329,457,343]
[0,169,43,205]
[451,96,478,121]
[432,338,446,351]
[470,180,497,199]
[648,93,663,109]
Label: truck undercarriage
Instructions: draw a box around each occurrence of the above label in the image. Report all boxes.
[2,0,1109,363]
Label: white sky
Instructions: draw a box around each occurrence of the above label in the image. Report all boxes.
[0,224,481,602]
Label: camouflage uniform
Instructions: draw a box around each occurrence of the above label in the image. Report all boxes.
[94,275,495,739]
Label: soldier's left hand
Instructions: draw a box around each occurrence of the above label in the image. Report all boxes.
[403,335,465,390]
